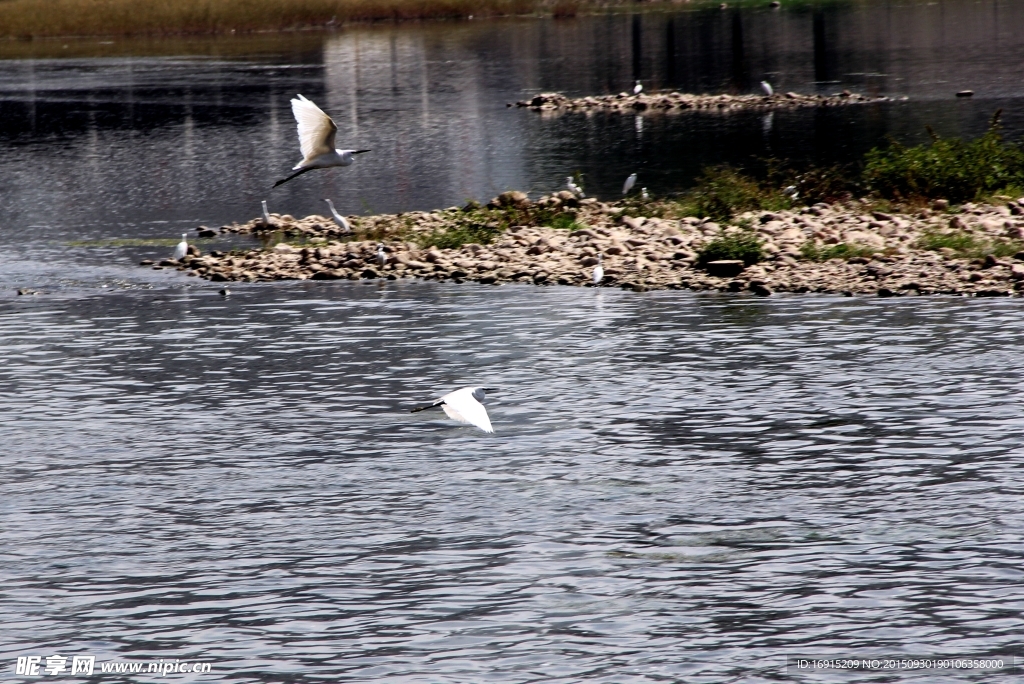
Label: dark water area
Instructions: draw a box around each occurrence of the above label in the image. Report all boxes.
[3,1,1024,681]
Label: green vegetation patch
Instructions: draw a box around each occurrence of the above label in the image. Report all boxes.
[415,203,574,249]
[863,114,1024,203]
[68,237,210,248]
[915,228,1024,259]
[697,228,764,266]
[542,211,585,231]
[686,166,793,222]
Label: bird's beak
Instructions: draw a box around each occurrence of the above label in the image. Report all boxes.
[483,388,498,392]
[353,149,371,154]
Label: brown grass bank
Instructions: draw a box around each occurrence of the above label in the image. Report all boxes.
[0,0,663,39]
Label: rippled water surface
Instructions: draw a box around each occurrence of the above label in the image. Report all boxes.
[4,1,1024,680]
[3,284,1024,681]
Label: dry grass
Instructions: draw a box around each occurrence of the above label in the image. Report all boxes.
[0,0,605,38]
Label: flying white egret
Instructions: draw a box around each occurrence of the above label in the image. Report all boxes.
[323,199,351,232]
[261,200,272,227]
[641,187,650,201]
[411,387,494,433]
[377,243,387,268]
[623,172,637,195]
[633,80,643,95]
[593,253,604,285]
[761,80,774,97]
[274,94,370,188]
[173,233,188,261]
[566,176,585,198]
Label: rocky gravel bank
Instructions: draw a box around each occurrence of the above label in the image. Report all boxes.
[513,90,891,114]
[149,192,1024,297]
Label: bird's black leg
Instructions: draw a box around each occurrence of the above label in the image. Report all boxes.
[273,166,315,188]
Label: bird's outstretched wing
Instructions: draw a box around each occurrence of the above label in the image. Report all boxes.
[441,388,493,433]
[291,94,338,164]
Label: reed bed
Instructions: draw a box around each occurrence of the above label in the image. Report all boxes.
[0,0,596,38]
[0,0,879,40]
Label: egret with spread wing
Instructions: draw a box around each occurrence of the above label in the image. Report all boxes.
[411,387,494,433]
[274,94,369,188]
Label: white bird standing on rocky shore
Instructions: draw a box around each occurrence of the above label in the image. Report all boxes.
[323,199,351,232]
[633,80,643,95]
[566,176,585,198]
[623,173,637,195]
[641,187,650,201]
[261,200,273,227]
[377,243,387,268]
[411,387,494,433]
[173,233,188,260]
[274,94,370,188]
[593,253,604,285]
[761,80,774,97]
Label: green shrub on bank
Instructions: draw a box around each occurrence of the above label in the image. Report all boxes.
[697,229,764,266]
[799,241,878,261]
[687,166,793,221]
[863,114,1024,203]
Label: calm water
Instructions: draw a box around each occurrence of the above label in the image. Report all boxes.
[3,1,1024,681]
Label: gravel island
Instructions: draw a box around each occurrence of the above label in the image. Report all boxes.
[513,90,892,114]
[151,192,1024,297]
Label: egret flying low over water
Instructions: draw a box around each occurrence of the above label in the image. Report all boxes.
[593,253,604,285]
[761,80,774,97]
[173,233,188,260]
[411,387,494,433]
[566,176,585,198]
[623,173,637,195]
[261,200,273,227]
[323,199,351,232]
[633,80,643,95]
[274,94,370,188]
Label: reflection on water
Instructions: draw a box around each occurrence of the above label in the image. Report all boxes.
[3,1,1024,248]
[1,284,1023,681]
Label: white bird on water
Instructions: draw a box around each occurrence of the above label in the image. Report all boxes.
[274,94,370,188]
[623,172,637,195]
[323,199,351,232]
[173,233,188,260]
[593,253,604,285]
[261,200,273,227]
[377,243,387,268]
[760,80,774,97]
[411,387,494,433]
[566,176,585,198]
[633,80,643,95]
